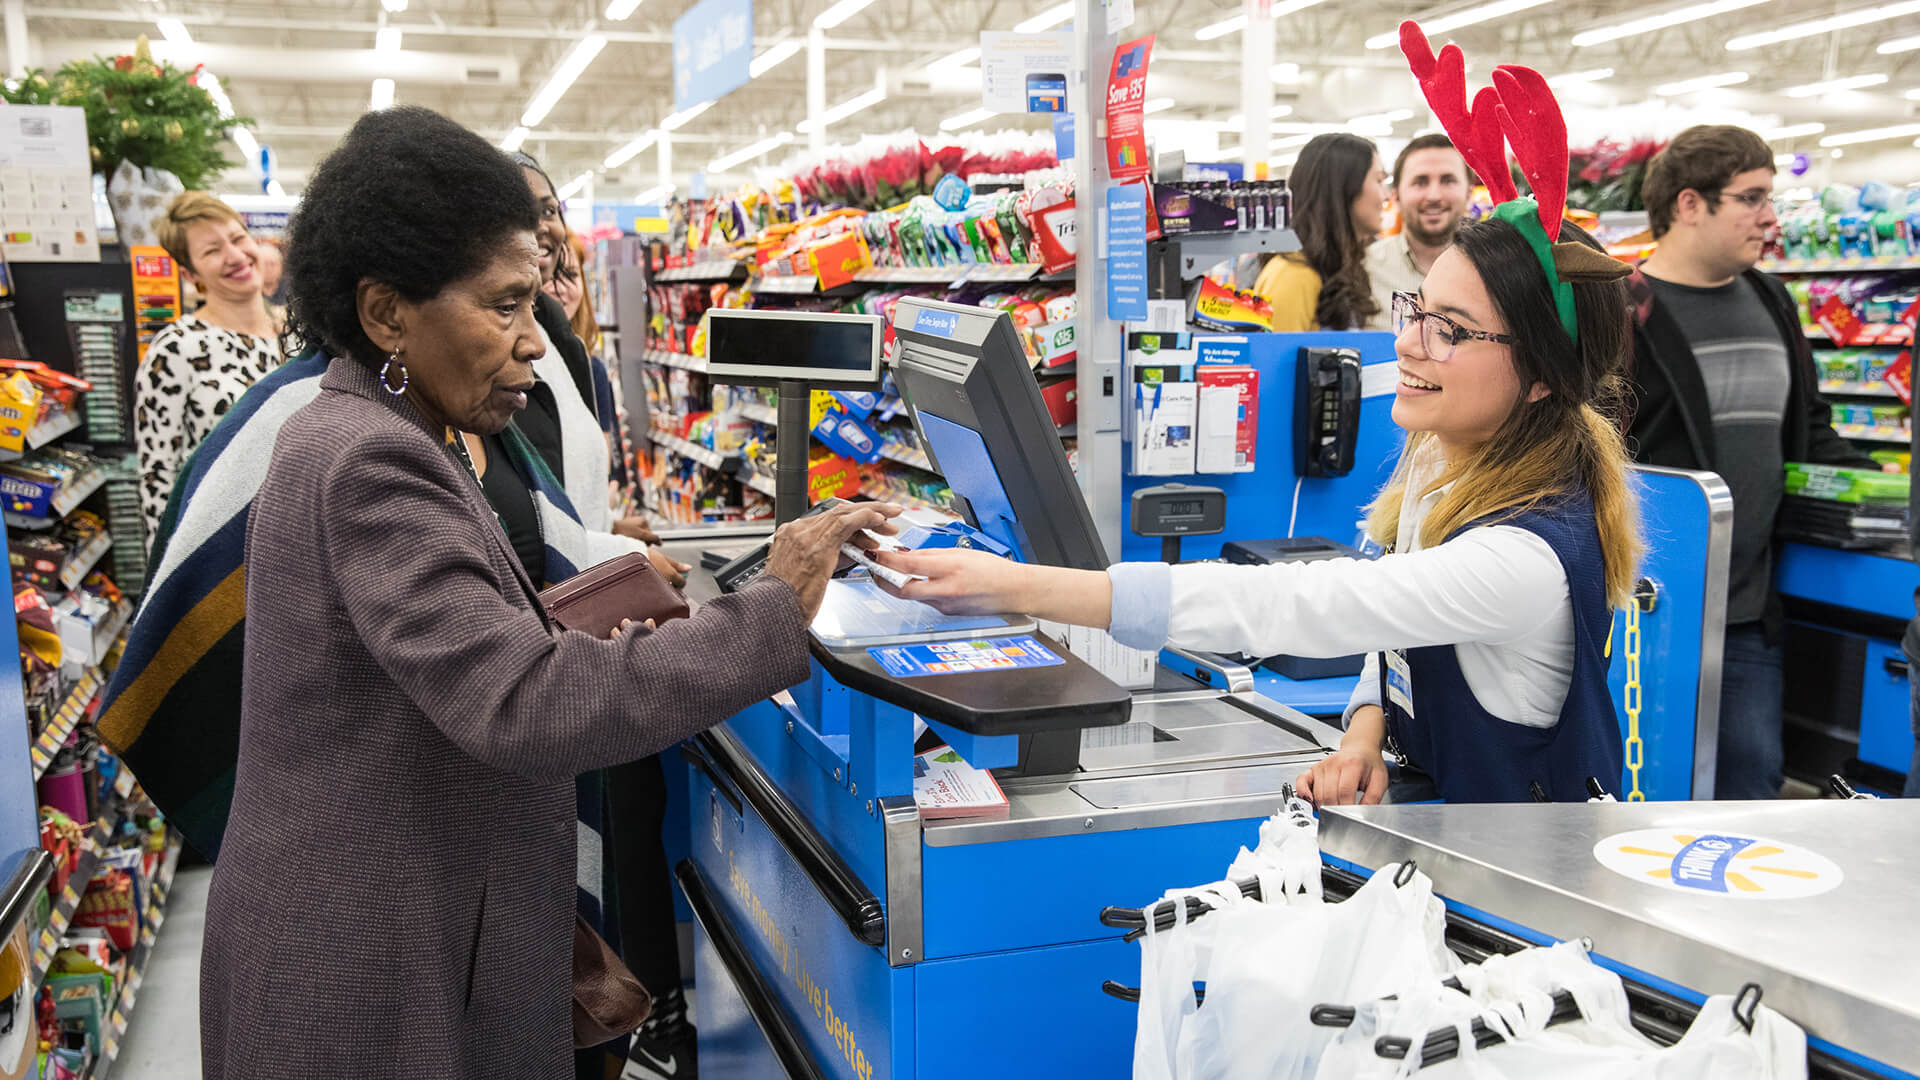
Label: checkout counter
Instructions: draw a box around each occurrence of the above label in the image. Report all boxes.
[662,301,1914,1079]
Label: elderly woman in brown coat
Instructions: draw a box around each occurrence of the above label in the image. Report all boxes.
[199,107,895,1078]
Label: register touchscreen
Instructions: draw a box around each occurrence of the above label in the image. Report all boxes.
[705,309,883,387]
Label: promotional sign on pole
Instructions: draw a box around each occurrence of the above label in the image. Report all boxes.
[673,0,754,112]
[1104,35,1154,182]
[979,32,1079,114]
[1105,183,1149,322]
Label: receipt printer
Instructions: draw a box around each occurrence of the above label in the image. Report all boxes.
[1221,536,1367,680]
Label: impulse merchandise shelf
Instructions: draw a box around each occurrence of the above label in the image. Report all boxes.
[0,411,85,463]
[1821,380,1902,398]
[1763,255,1920,273]
[29,813,112,990]
[59,530,113,591]
[750,262,1063,296]
[654,259,748,283]
[7,469,108,530]
[646,431,778,496]
[1168,228,1299,279]
[1806,324,1912,346]
[1835,423,1911,444]
[643,349,709,373]
[877,444,935,471]
[91,835,183,1080]
[29,668,103,781]
[736,402,779,426]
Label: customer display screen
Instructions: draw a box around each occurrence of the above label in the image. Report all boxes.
[706,311,882,386]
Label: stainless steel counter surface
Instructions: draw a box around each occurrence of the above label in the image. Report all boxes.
[1319,800,1920,1071]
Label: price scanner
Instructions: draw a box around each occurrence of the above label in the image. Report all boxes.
[679,297,1343,1080]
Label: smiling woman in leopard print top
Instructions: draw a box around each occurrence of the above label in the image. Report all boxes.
[137,193,286,551]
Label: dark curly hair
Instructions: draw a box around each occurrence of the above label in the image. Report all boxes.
[284,106,539,368]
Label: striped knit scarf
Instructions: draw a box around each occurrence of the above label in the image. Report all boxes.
[99,350,620,947]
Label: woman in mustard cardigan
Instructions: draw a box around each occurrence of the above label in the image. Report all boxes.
[1255,133,1388,332]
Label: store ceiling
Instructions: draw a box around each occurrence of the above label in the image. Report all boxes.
[16,0,1920,199]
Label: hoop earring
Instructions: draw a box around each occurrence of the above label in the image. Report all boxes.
[380,350,408,396]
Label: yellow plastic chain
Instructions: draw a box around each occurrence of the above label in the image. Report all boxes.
[1623,598,1646,802]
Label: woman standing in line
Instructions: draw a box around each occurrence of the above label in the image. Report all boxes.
[1253,133,1389,333]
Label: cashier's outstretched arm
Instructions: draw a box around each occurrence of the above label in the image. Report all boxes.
[871,548,1114,627]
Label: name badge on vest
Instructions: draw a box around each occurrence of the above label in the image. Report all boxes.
[1385,648,1414,718]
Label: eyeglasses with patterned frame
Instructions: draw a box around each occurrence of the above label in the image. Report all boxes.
[1390,291,1517,362]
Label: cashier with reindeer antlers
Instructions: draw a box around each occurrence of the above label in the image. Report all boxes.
[875,22,1643,806]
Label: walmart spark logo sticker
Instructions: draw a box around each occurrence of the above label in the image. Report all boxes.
[1593,829,1843,900]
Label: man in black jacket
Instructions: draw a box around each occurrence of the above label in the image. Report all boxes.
[1627,125,1880,800]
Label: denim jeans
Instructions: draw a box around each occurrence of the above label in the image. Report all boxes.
[1907,661,1920,797]
[1715,623,1785,799]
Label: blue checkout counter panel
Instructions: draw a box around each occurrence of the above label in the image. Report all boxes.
[1777,542,1916,790]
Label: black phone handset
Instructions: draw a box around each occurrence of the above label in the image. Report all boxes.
[713,498,851,594]
[1294,346,1362,478]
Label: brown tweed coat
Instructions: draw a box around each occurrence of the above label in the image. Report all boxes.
[200,356,811,1078]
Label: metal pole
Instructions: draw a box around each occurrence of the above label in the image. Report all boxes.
[1240,0,1273,175]
[1072,0,1122,562]
[806,26,827,154]
[775,379,811,524]
[5,0,28,80]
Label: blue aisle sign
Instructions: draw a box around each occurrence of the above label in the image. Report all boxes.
[1052,113,1076,162]
[1105,183,1149,322]
[673,0,754,112]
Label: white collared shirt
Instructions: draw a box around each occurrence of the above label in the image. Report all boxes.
[1106,443,1577,728]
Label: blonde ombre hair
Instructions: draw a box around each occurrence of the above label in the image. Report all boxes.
[1365,218,1642,608]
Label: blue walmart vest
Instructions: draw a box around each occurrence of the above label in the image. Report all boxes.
[1381,491,1623,803]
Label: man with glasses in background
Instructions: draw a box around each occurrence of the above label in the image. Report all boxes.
[1626,125,1881,800]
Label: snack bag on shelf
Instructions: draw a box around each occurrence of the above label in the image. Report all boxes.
[1189,276,1275,333]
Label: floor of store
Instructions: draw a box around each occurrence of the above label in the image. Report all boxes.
[112,867,209,1079]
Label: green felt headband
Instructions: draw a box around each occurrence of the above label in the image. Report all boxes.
[1492,198,1577,344]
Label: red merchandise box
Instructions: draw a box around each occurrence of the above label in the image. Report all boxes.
[1196,366,1259,473]
[1036,375,1078,429]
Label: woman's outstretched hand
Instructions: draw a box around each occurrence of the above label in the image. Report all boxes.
[869,547,1034,615]
[765,501,903,620]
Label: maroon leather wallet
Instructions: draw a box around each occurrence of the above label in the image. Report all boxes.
[537,551,691,639]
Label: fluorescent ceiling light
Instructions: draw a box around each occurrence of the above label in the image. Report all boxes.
[519,34,608,128]
[1546,68,1614,86]
[635,184,674,204]
[1878,32,1920,53]
[1273,133,1318,150]
[1347,108,1414,126]
[266,179,287,197]
[370,78,394,110]
[1820,122,1920,147]
[750,39,802,78]
[605,0,644,19]
[198,69,234,118]
[1270,103,1294,118]
[501,126,530,151]
[1273,151,1302,168]
[813,0,877,29]
[1727,0,1920,51]
[660,100,714,131]
[939,107,997,131]
[1772,152,1798,166]
[556,171,594,200]
[797,85,888,133]
[1271,62,1303,84]
[1571,0,1771,48]
[1217,145,1243,158]
[1781,73,1887,97]
[708,131,795,173]
[1762,121,1826,139]
[1653,71,1748,95]
[1013,3,1074,33]
[604,131,659,168]
[1904,87,1920,100]
[931,46,980,68]
[1143,98,1176,115]
[155,18,192,45]
[1197,0,1330,36]
[380,0,407,11]
[375,27,402,52]
[1271,121,1348,134]
[1195,15,1246,39]
[231,126,259,161]
[1365,0,1551,49]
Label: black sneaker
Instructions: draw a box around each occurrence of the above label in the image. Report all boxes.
[624,986,697,1080]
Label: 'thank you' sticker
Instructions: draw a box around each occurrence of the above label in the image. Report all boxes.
[1593,828,1843,900]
